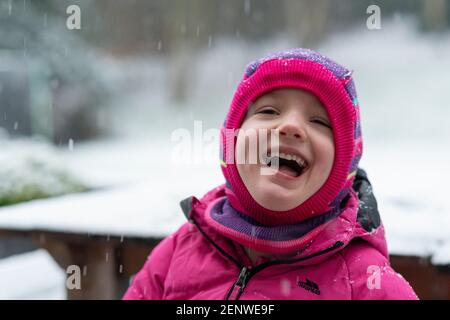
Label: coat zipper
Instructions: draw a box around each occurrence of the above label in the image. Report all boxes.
[225,240,344,300]
[190,215,344,300]
[225,266,251,300]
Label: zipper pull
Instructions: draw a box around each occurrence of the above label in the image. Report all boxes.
[226,266,252,300]
[236,266,251,289]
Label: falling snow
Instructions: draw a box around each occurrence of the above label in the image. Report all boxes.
[1,14,449,300]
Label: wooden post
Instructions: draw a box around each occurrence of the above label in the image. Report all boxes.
[390,255,450,300]
[35,232,157,300]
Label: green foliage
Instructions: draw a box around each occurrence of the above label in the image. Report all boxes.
[0,136,90,207]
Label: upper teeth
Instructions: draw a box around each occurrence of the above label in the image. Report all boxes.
[270,152,307,168]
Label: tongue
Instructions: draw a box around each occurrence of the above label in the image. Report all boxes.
[279,164,298,177]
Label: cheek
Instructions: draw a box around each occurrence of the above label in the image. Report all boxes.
[236,131,263,189]
[236,121,250,163]
[236,120,264,165]
[235,136,246,164]
[235,134,255,185]
[326,138,335,167]
[236,132,253,166]
[314,134,335,169]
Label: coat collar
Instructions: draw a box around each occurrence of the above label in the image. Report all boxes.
[180,184,387,267]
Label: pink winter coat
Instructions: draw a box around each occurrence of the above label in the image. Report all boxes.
[123,185,418,300]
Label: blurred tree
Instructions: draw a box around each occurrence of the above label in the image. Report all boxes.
[0,0,110,144]
[422,0,448,31]
[283,0,330,47]
[163,0,210,103]
[0,59,32,137]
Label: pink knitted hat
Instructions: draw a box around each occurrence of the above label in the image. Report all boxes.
[218,48,363,228]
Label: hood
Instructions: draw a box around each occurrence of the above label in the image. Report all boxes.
[220,48,363,227]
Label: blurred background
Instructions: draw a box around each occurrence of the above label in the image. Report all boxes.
[0,0,449,299]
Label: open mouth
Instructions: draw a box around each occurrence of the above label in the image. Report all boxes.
[262,152,309,178]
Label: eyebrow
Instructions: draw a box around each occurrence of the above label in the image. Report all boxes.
[309,102,329,117]
[248,94,276,111]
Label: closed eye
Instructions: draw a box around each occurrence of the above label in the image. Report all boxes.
[257,107,278,115]
[311,119,331,128]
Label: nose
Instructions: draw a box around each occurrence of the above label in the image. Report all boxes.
[278,116,307,141]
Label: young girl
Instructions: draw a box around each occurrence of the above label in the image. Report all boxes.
[124,48,418,300]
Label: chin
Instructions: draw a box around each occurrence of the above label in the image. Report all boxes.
[253,186,303,211]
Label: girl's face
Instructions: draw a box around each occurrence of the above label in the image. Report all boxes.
[236,88,335,211]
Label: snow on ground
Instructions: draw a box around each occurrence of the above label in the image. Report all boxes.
[0,179,192,238]
[360,140,450,264]
[0,134,88,206]
[0,250,65,300]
